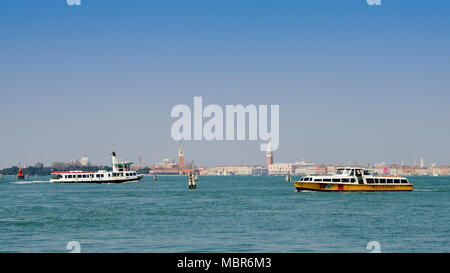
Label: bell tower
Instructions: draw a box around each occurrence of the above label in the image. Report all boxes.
[266,141,273,167]
[178,143,184,170]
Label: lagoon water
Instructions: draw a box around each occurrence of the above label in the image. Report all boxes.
[0,176,449,253]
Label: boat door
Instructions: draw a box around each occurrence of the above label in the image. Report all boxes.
[355,169,364,184]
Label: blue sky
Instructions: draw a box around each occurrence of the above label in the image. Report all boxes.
[1,0,450,168]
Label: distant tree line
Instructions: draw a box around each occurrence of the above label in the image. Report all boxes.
[0,165,112,176]
[137,167,151,174]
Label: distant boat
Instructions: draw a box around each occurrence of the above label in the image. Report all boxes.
[50,152,143,183]
[293,167,413,192]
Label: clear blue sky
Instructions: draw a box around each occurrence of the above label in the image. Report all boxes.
[1,0,450,168]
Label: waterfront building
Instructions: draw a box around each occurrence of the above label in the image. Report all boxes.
[269,163,294,175]
[80,154,90,167]
[292,160,317,175]
[326,165,337,174]
[208,165,267,176]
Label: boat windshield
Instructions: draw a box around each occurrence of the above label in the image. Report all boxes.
[336,169,352,175]
[51,174,61,180]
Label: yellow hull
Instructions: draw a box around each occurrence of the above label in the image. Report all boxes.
[293,182,413,192]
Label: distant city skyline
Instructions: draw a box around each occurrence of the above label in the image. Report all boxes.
[1,1,450,168]
[4,148,444,170]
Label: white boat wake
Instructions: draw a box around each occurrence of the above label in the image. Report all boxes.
[12,180,50,185]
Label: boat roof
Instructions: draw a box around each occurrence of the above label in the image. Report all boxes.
[51,171,94,174]
[113,162,132,165]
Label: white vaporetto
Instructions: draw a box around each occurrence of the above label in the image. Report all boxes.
[50,152,143,183]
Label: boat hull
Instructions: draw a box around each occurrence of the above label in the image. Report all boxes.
[293,182,413,192]
[50,176,143,184]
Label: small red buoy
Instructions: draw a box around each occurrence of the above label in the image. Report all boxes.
[17,169,25,180]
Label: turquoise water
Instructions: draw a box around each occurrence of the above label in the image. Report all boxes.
[0,176,449,253]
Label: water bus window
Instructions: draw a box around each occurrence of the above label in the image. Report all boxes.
[350,178,356,183]
[401,179,408,184]
[96,174,101,178]
[323,178,331,182]
[342,178,349,183]
[366,178,374,184]
[314,178,323,182]
[394,179,401,184]
[380,179,386,183]
[387,179,393,184]
[332,178,340,183]
[374,178,379,183]
[78,175,82,178]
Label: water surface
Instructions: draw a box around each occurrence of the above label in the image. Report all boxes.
[0,176,448,252]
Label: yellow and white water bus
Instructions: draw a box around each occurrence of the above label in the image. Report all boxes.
[293,167,413,192]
